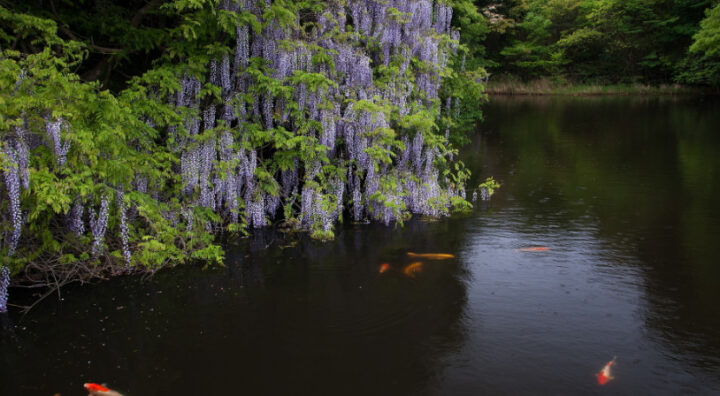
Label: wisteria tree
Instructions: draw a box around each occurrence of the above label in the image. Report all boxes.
[0,0,487,311]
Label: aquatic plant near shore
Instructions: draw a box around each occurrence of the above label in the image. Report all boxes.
[476,177,501,201]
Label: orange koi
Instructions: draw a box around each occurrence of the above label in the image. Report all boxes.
[84,383,124,396]
[379,263,391,274]
[403,262,423,277]
[518,247,550,252]
[596,357,616,385]
[406,252,455,260]
[84,384,110,393]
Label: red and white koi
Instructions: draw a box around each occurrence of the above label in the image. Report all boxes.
[596,357,617,385]
[84,383,124,396]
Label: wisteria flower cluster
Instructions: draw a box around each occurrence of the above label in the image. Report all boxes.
[1,136,27,256]
[0,266,9,313]
[1,1,470,280]
[168,0,463,237]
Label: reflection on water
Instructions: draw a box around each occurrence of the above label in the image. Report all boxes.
[2,95,720,395]
[446,95,720,394]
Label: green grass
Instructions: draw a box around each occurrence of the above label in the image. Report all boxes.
[486,77,706,96]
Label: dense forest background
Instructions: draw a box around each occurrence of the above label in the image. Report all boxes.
[1,0,719,311]
[475,0,720,86]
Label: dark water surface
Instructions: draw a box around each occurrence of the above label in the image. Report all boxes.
[3,96,720,395]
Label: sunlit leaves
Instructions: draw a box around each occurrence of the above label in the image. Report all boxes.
[691,4,720,58]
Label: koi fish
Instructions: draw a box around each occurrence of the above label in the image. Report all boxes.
[84,383,124,396]
[379,263,391,274]
[403,262,423,277]
[518,247,550,252]
[596,357,616,385]
[406,252,455,260]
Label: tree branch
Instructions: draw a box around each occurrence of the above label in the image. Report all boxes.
[131,0,164,28]
[48,0,166,82]
[57,25,124,54]
[48,0,123,54]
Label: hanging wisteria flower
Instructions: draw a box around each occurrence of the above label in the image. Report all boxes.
[0,266,9,313]
[68,199,85,236]
[117,190,131,266]
[89,195,110,256]
[221,54,232,94]
[160,0,467,240]
[1,145,22,255]
[14,127,30,190]
[44,117,71,166]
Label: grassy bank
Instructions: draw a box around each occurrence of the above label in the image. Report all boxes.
[485,78,708,95]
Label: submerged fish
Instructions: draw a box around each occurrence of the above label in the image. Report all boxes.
[84,383,124,396]
[406,252,455,260]
[379,263,391,274]
[596,357,617,385]
[403,262,423,277]
[518,247,551,252]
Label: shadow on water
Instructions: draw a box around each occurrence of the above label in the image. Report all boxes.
[0,222,471,396]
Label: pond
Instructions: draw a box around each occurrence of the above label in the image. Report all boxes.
[2,95,720,395]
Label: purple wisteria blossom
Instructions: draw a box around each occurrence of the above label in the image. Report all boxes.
[45,118,71,166]
[1,145,22,255]
[0,266,9,313]
[89,195,110,256]
[68,199,85,236]
[163,0,463,234]
[117,190,131,266]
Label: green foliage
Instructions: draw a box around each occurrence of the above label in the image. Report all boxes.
[480,0,718,86]
[691,3,720,57]
[0,0,490,289]
[450,0,490,69]
[478,176,501,197]
[0,4,221,275]
[677,3,720,87]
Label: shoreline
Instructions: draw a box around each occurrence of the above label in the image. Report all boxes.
[484,79,713,96]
